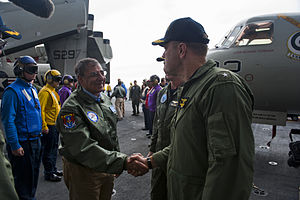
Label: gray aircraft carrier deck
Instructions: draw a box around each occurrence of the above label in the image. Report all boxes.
[30,100,300,199]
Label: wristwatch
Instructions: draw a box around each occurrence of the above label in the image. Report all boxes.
[147,157,152,169]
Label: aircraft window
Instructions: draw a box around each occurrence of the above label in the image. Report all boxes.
[217,26,242,48]
[235,22,273,46]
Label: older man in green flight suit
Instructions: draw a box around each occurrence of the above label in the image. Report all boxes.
[131,17,255,200]
[56,58,148,200]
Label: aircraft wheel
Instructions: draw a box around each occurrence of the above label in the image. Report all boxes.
[292,115,299,121]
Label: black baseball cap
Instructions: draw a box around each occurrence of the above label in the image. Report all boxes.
[152,17,209,46]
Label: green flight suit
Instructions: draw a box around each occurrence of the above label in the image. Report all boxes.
[152,60,254,200]
[57,86,127,173]
[150,84,180,200]
[0,131,19,200]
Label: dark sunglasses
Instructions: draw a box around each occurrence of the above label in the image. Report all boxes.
[24,65,38,75]
[53,76,62,83]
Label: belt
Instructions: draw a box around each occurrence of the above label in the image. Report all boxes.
[28,133,42,139]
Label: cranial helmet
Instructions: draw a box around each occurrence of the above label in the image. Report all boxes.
[62,75,74,85]
[44,69,62,83]
[13,56,38,76]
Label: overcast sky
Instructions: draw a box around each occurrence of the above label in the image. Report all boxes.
[89,0,300,87]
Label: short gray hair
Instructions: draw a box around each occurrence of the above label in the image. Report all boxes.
[185,42,208,57]
[74,58,100,77]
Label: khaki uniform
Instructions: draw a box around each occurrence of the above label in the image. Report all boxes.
[56,86,127,200]
[152,60,254,200]
[0,131,19,200]
[150,84,180,200]
[111,86,126,120]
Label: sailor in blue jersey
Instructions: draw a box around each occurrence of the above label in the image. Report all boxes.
[1,56,42,200]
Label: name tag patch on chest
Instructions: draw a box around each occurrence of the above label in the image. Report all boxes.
[62,114,76,129]
[179,97,189,108]
[170,100,178,107]
[87,111,99,122]
[160,93,167,103]
[109,105,117,113]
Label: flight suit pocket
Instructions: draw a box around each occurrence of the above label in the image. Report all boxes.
[207,112,236,159]
[168,168,204,200]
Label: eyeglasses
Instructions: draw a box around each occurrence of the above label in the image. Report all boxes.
[88,70,107,78]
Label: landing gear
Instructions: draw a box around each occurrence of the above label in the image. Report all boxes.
[287,114,299,121]
[292,115,299,121]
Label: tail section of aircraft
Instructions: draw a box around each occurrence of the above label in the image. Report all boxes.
[0,0,87,56]
[0,0,113,94]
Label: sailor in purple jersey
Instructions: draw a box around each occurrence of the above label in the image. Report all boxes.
[147,75,161,137]
[58,75,74,106]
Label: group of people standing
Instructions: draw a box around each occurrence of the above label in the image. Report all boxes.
[0,16,256,200]
[1,55,75,199]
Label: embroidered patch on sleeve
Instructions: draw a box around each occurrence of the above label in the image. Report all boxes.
[160,93,167,103]
[62,114,76,128]
[87,111,99,122]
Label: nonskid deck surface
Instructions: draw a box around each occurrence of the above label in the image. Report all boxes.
[1,100,297,200]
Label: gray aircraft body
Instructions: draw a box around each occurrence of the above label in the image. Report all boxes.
[207,13,300,126]
[0,0,112,95]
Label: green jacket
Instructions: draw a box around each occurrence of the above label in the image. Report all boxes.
[56,86,127,174]
[0,131,19,200]
[150,84,180,200]
[152,60,254,200]
[150,84,180,154]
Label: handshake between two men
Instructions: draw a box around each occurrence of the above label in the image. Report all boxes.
[125,153,155,177]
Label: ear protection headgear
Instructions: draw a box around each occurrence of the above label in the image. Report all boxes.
[13,56,38,76]
[62,75,74,85]
[44,69,62,83]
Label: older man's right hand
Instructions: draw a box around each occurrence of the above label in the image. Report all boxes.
[126,154,149,177]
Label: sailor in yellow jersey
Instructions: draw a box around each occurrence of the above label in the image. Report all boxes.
[38,69,63,182]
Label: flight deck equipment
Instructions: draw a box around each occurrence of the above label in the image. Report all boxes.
[287,129,300,168]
